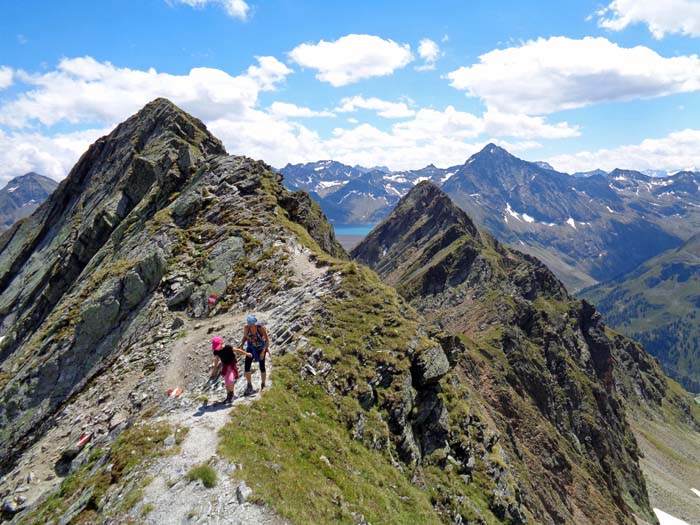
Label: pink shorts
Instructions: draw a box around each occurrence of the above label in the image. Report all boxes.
[222,363,239,388]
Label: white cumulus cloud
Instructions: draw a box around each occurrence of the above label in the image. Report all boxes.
[0,127,110,183]
[0,54,578,179]
[0,67,13,89]
[0,55,299,178]
[319,123,542,171]
[596,0,700,38]
[245,56,293,91]
[0,55,290,129]
[416,38,441,70]
[335,96,415,118]
[447,36,700,114]
[288,34,413,87]
[547,128,700,173]
[392,106,578,141]
[168,0,250,19]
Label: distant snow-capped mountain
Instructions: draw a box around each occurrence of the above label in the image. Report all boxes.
[442,144,700,290]
[280,160,461,223]
[0,172,58,229]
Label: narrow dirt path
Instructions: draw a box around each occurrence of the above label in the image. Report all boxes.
[130,245,332,524]
[135,308,284,524]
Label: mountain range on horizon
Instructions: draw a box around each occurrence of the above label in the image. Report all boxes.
[1,98,699,524]
[280,150,690,192]
[281,144,700,292]
[281,145,700,398]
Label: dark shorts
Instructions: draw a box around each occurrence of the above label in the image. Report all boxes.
[244,355,266,373]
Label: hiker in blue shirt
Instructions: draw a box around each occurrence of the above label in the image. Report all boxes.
[240,315,270,396]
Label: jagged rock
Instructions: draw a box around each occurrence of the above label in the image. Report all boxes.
[278,191,346,258]
[205,236,245,280]
[167,282,195,308]
[122,270,147,310]
[1,498,17,515]
[76,292,121,345]
[172,189,202,221]
[57,487,93,525]
[411,344,450,387]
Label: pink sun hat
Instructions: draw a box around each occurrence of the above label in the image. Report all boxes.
[212,336,223,351]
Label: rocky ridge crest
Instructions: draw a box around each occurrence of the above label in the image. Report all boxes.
[353,182,700,524]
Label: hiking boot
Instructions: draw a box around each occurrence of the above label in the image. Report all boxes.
[260,382,266,391]
[244,384,256,397]
[225,391,234,404]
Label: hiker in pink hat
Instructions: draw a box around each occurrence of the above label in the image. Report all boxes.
[210,336,252,404]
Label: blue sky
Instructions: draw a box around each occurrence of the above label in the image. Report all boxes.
[1,0,700,181]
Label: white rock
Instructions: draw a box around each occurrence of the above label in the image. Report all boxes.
[236,481,252,504]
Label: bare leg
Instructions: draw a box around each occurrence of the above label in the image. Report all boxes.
[245,371,253,386]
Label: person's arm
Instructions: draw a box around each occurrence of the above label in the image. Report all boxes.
[233,346,253,358]
[261,326,270,359]
[240,326,248,350]
[211,355,220,377]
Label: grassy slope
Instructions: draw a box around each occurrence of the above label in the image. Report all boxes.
[218,258,516,524]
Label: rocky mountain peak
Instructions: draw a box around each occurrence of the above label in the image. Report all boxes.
[478,142,510,158]
[0,98,345,505]
[0,99,233,429]
[382,181,478,239]
[6,172,51,184]
[110,97,225,158]
[351,181,479,288]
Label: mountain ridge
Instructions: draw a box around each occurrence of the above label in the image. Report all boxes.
[353,181,700,524]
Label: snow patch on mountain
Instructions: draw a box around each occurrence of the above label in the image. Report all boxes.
[441,171,456,183]
[505,202,522,222]
[318,180,348,189]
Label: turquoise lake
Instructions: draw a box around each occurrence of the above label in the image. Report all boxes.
[332,224,376,236]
